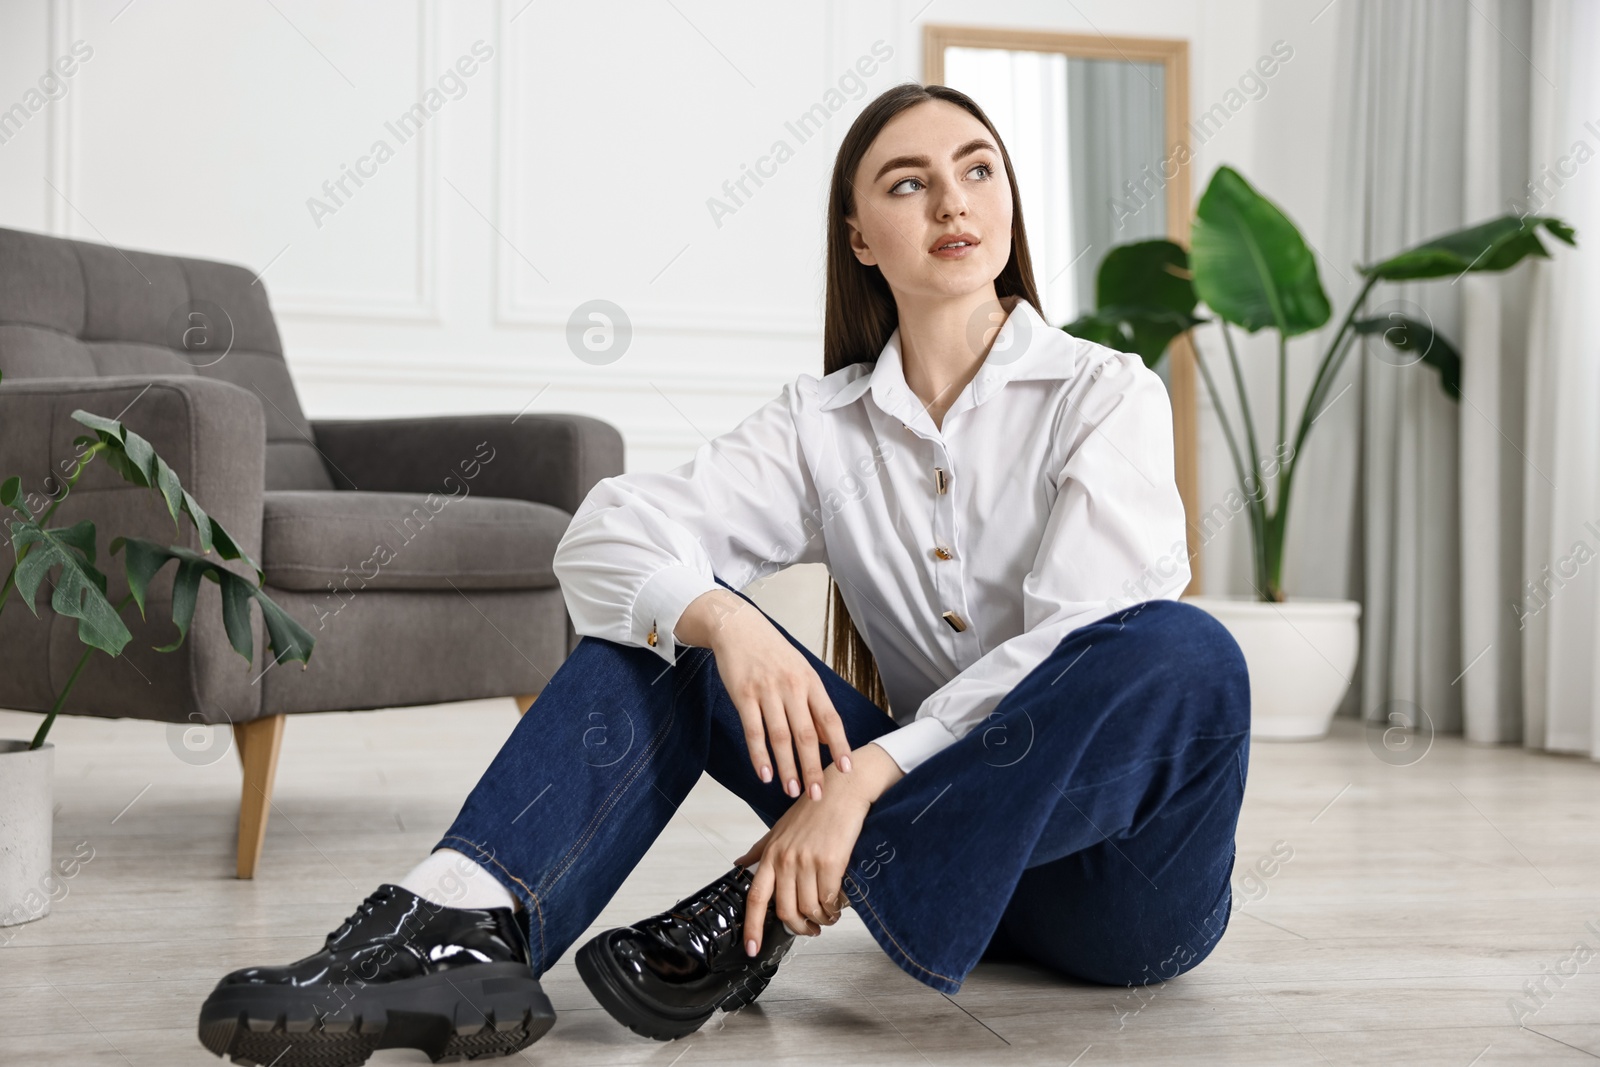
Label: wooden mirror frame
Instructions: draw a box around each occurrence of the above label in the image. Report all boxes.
[924,25,1201,592]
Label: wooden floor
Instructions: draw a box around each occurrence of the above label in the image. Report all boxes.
[2,703,1598,1066]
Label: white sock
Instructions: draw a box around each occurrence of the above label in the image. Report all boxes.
[399,848,519,912]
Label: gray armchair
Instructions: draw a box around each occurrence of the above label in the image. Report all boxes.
[0,225,622,877]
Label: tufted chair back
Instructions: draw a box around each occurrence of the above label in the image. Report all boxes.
[0,225,332,491]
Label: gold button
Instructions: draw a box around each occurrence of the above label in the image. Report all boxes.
[647,623,658,647]
[940,610,967,632]
[933,466,948,494]
[934,546,952,560]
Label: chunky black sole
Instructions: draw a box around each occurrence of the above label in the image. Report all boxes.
[575,932,776,1041]
[196,962,555,1066]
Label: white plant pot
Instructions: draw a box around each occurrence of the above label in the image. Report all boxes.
[0,740,55,927]
[1183,596,1361,741]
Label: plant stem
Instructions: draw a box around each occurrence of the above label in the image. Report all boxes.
[1292,275,1378,464]
[1266,273,1379,603]
[1276,333,1288,483]
[1191,333,1270,596]
[1219,324,1272,597]
[35,441,105,529]
[1220,323,1265,499]
[28,592,134,749]
[1267,329,1359,597]
[0,552,16,618]
[1193,343,1250,491]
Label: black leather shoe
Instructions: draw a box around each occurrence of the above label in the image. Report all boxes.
[576,865,796,1040]
[197,883,555,1066]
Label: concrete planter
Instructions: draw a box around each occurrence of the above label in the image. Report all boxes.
[1183,596,1361,740]
[0,740,54,927]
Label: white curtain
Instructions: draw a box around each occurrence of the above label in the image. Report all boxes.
[1065,58,1169,318]
[1519,0,1600,757]
[1305,0,1600,759]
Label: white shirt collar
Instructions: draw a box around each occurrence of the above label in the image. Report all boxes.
[816,296,1079,418]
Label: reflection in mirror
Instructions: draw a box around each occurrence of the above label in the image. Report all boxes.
[927,26,1197,588]
[941,47,1168,327]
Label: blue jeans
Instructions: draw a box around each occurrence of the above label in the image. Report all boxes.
[437,576,1250,995]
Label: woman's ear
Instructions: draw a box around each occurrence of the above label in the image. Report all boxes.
[845,217,876,266]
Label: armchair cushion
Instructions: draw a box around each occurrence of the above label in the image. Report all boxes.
[262,490,570,593]
[311,412,623,518]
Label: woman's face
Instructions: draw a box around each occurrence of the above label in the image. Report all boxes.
[846,99,1013,305]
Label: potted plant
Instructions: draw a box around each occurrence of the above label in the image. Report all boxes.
[1067,165,1575,739]
[0,369,314,927]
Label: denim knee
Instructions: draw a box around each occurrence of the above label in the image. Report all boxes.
[1111,599,1250,737]
[1087,872,1235,989]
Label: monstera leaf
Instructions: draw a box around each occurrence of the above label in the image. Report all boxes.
[1363,215,1576,281]
[6,515,132,655]
[1190,165,1331,337]
[113,537,313,664]
[70,409,262,581]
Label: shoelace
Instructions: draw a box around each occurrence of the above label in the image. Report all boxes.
[675,871,752,949]
[323,886,398,947]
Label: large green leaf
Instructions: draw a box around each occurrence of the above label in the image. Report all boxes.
[1063,239,1205,367]
[1354,315,1461,400]
[70,409,263,582]
[1362,215,1577,281]
[1064,306,1206,369]
[110,536,315,667]
[7,517,132,655]
[1095,239,1197,313]
[1190,165,1331,337]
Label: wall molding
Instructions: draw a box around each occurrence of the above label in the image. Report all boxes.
[271,0,440,321]
[45,0,73,234]
[488,0,825,337]
[290,350,807,459]
[289,347,810,395]
[45,0,440,322]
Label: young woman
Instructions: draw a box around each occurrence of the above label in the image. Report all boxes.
[197,82,1250,1066]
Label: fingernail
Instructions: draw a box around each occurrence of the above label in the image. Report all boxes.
[787,778,800,798]
[759,765,772,783]
[746,938,758,956]
[810,782,822,801]
[839,755,853,773]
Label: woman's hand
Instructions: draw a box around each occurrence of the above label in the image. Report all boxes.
[676,588,853,801]
[736,742,906,955]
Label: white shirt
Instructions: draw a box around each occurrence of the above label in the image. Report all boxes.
[551,296,1190,775]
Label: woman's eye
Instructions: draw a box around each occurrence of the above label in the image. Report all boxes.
[888,162,994,196]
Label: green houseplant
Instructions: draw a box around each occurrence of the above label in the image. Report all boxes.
[0,367,314,926]
[1066,164,1575,736]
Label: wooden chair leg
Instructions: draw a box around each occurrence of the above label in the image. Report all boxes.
[234,715,285,880]
[515,693,538,715]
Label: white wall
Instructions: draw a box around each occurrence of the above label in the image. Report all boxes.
[0,0,1350,619]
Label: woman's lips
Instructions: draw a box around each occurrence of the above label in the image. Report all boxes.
[930,235,980,259]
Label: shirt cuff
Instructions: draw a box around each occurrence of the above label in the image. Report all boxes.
[632,564,719,666]
[871,716,960,776]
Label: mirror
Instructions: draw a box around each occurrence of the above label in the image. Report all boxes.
[925,25,1201,590]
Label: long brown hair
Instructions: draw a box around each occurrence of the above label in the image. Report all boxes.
[821,82,1042,715]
